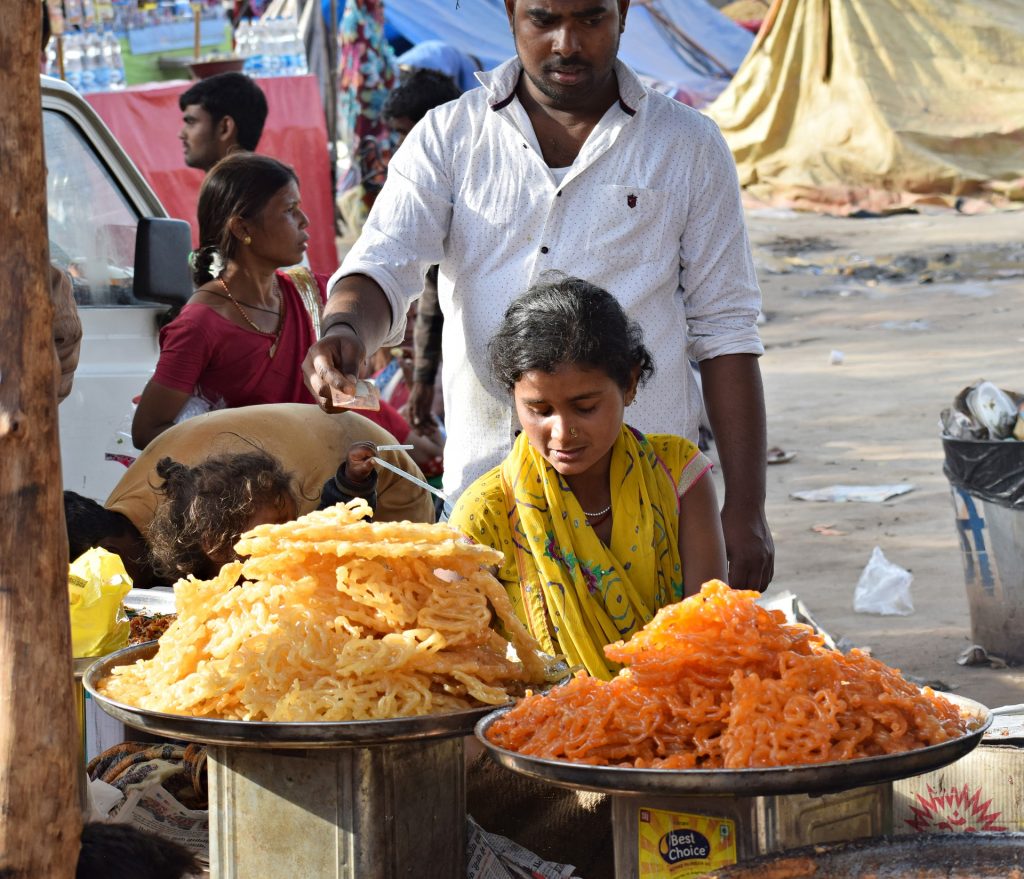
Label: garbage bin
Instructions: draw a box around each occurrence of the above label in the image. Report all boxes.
[943,436,1024,664]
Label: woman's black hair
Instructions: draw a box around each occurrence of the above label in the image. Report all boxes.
[147,450,296,581]
[489,273,654,392]
[192,153,298,285]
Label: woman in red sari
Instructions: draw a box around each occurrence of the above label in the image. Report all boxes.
[132,154,326,449]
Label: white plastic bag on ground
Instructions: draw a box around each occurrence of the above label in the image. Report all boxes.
[853,546,914,616]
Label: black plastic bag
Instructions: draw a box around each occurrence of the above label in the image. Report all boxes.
[943,437,1024,510]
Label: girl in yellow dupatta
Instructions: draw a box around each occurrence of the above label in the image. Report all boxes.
[450,276,726,679]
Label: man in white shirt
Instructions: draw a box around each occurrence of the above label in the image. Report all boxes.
[304,0,774,589]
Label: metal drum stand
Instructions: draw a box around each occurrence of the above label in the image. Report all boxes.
[86,642,493,879]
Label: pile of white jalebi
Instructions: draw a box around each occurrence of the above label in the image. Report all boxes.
[99,500,549,721]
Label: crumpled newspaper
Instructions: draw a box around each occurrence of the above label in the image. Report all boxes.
[468,816,579,879]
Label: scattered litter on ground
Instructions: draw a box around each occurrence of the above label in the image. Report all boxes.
[958,644,1009,669]
[829,349,845,365]
[767,446,796,464]
[791,484,915,503]
[811,523,846,536]
[880,320,930,331]
[854,546,914,616]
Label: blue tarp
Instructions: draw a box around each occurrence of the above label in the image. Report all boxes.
[383,0,752,105]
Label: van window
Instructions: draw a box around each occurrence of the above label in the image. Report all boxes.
[44,109,144,307]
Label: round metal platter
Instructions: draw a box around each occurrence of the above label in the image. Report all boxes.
[84,641,498,748]
[475,693,991,797]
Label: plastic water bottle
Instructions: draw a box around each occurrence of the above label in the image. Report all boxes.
[245,20,266,76]
[64,0,84,27]
[84,30,109,92]
[102,31,125,90]
[263,19,282,77]
[288,22,308,76]
[235,19,252,64]
[63,33,84,92]
[44,37,59,78]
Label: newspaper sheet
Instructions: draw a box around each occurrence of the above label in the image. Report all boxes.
[468,816,580,879]
[112,783,209,862]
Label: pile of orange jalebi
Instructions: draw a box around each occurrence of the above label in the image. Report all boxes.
[486,580,969,769]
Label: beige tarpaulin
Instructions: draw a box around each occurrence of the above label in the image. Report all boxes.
[708,0,1024,212]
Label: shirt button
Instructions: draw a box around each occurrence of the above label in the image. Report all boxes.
[540,246,549,254]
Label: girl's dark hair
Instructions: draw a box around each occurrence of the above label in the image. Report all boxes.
[489,274,654,392]
[147,450,295,581]
[192,153,298,285]
[77,822,200,879]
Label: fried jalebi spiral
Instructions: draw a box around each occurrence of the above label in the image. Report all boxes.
[99,500,551,720]
[486,580,969,768]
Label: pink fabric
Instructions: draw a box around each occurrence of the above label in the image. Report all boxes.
[359,400,410,444]
[85,76,337,274]
[153,271,326,408]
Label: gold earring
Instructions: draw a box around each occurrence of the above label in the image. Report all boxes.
[243,235,252,245]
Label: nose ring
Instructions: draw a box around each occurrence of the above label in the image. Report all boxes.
[569,426,579,438]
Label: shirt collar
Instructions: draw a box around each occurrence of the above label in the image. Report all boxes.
[476,57,647,116]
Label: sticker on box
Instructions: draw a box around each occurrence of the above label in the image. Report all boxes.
[637,807,737,877]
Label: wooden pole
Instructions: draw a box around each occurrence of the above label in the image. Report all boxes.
[0,6,82,877]
[193,2,202,59]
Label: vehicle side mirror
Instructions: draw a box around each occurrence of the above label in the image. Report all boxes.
[133,217,193,307]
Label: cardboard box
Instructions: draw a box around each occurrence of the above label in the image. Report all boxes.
[894,719,1024,834]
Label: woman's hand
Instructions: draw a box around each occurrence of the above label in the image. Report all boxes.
[131,380,191,449]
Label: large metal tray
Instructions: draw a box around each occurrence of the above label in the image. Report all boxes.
[475,693,991,797]
[83,641,498,748]
[704,832,1024,878]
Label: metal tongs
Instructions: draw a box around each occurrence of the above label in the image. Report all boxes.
[373,444,451,519]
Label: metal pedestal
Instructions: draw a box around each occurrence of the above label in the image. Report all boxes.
[208,737,466,879]
[610,784,892,878]
[85,643,497,879]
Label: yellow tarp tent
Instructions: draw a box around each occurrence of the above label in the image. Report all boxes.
[708,0,1024,212]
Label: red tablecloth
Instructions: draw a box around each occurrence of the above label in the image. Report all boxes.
[86,75,337,275]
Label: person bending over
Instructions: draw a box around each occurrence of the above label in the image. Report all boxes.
[449,276,727,680]
[67,404,434,584]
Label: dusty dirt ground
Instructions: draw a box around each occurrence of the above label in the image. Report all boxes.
[711,208,1024,709]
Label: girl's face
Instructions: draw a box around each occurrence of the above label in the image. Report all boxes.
[205,493,298,570]
[246,180,309,267]
[513,363,637,479]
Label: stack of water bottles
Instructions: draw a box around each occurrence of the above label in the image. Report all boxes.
[48,28,127,94]
[236,16,308,78]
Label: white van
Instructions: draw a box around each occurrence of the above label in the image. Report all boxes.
[43,76,191,501]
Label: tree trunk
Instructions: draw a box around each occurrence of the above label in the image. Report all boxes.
[0,8,82,876]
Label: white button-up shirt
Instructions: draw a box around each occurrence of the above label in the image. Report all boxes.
[330,57,763,497]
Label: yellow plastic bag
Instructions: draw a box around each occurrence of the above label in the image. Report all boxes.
[69,547,133,658]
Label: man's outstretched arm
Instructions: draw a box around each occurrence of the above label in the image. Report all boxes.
[303,274,393,410]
